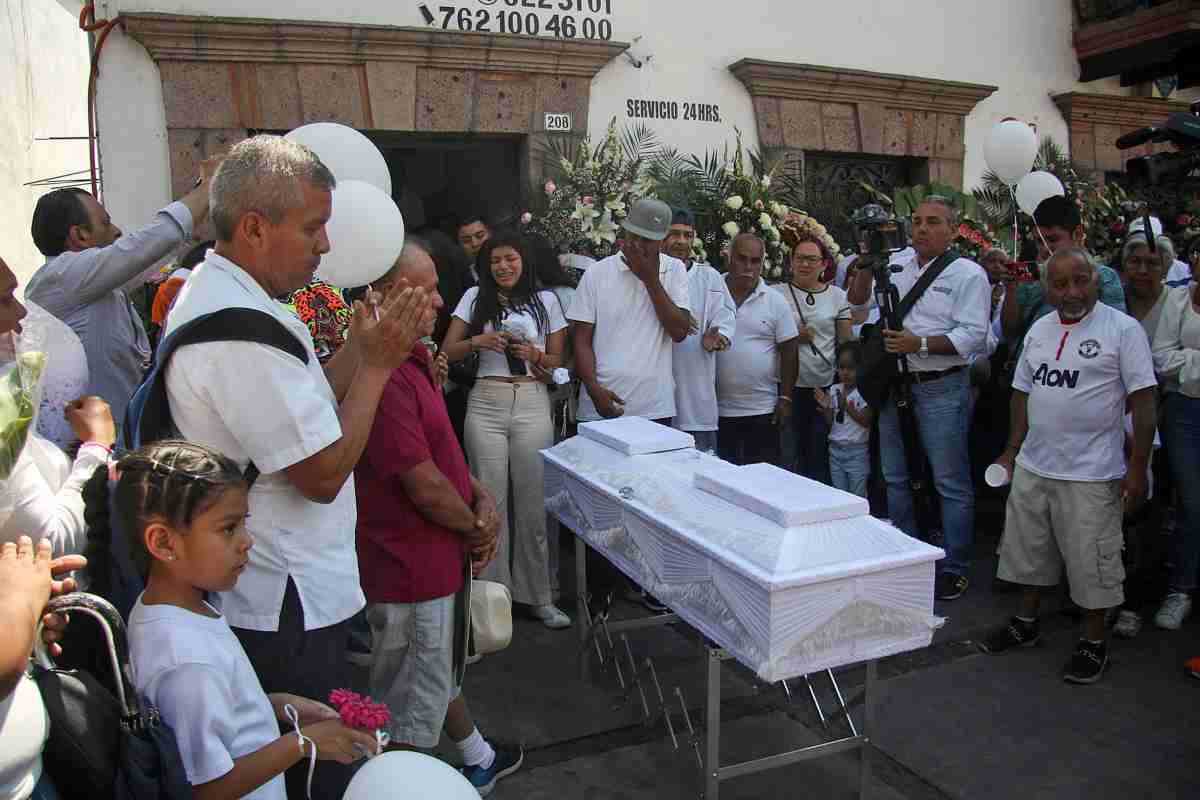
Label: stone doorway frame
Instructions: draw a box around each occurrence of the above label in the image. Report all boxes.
[728,59,996,191]
[121,13,628,201]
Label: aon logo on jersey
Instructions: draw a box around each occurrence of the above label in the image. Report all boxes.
[1032,363,1080,389]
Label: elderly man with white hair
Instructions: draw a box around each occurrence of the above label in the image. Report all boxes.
[981,247,1157,684]
[163,134,428,798]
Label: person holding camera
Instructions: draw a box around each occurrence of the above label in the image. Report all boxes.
[847,197,991,601]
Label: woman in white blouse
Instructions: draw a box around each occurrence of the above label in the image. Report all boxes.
[0,264,116,557]
[1151,255,1200,633]
[442,232,571,629]
[773,235,852,483]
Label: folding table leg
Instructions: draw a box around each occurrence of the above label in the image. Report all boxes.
[859,659,876,800]
[575,538,591,680]
[705,647,722,800]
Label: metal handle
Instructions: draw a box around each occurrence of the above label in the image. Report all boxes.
[34,592,141,722]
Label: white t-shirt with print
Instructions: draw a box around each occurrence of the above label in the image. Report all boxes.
[452,288,568,379]
[828,384,870,445]
[1013,302,1157,482]
[716,279,800,417]
[129,597,285,799]
[773,282,851,388]
[567,252,692,421]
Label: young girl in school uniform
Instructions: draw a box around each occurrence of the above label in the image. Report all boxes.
[81,440,377,800]
[815,343,874,498]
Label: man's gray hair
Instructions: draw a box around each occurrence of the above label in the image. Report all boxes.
[915,195,958,227]
[210,135,336,241]
[981,247,1008,263]
[731,231,765,254]
[1042,246,1099,287]
[1122,233,1176,268]
[381,236,431,283]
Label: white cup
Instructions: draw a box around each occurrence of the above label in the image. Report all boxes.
[985,463,1011,488]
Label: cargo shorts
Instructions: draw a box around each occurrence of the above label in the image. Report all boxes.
[997,464,1126,610]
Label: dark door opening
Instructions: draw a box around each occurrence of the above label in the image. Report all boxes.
[366,133,524,237]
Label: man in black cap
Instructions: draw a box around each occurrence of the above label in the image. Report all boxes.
[665,208,735,453]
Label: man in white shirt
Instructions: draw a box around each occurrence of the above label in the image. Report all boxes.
[848,197,991,601]
[980,247,1157,685]
[666,208,736,453]
[568,198,692,423]
[716,234,799,465]
[164,135,427,798]
[26,164,217,422]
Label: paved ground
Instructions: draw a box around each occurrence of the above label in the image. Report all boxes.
[363,524,1200,799]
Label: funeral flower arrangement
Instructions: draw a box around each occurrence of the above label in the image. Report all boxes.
[525,119,654,260]
[952,217,1001,263]
[0,347,47,480]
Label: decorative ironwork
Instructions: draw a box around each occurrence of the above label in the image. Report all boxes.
[801,153,920,251]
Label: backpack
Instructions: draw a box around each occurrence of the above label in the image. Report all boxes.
[123,308,310,476]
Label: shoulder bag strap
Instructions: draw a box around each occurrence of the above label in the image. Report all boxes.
[894,249,960,324]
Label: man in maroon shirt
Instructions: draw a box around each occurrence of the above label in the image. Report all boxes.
[355,239,522,795]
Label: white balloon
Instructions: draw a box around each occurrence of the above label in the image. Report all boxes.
[1015,170,1066,216]
[343,752,478,800]
[320,180,406,289]
[285,122,392,196]
[984,120,1039,186]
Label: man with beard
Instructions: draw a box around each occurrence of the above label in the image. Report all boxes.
[847,197,990,601]
[980,248,1156,684]
[716,233,799,466]
[665,208,735,453]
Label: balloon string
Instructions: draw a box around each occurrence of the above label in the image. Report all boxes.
[284,704,317,800]
[1010,185,1019,260]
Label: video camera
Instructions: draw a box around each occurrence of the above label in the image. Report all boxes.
[1117,100,1200,185]
[850,203,908,259]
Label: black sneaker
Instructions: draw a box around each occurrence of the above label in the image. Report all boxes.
[1063,639,1108,684]
[978,616,1041,654]
[935,572,969,601]
[462,745,524,796]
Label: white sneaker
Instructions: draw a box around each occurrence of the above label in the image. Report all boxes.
[1113,609,1142,639]
[532,604,572,630]
[1155,592,1193,631]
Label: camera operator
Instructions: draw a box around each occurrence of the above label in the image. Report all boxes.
[848,197,991,601]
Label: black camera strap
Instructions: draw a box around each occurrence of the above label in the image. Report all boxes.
[891,248,960,326]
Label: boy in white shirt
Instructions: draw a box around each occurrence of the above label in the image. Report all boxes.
[815,342,874,498]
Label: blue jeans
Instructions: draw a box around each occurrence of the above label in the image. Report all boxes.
[830,441,870,498]
[878,368,974,576]
[1163,393,1200,593]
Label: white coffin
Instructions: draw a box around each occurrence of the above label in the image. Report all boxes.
[577,416,695,456]
[543,436,945,682]
[694,463,869,527]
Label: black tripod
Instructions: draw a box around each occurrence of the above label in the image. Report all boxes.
[870,257,937,538]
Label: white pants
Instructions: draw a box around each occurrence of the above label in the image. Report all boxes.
[465,380,555,606]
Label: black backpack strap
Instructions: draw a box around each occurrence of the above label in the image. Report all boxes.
[126,309,310,486]
[895,249,960,323]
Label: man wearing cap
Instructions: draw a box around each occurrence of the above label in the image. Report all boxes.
[568,198,693,424]
[665,208,736,452]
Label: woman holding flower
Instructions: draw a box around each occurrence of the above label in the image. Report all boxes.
[773,233,851,483]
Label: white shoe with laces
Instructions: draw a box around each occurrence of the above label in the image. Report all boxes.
[532,604,572,629]
[1155,592,1193,631]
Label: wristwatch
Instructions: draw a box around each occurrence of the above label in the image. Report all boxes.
[919,337,929,358]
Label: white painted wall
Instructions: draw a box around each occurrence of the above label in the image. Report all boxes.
[0,0,91,288]
[93,0,1182,227]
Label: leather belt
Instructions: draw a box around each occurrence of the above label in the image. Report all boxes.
[903,365,964,384]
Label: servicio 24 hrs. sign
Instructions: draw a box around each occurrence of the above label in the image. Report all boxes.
[418,1,615,41]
